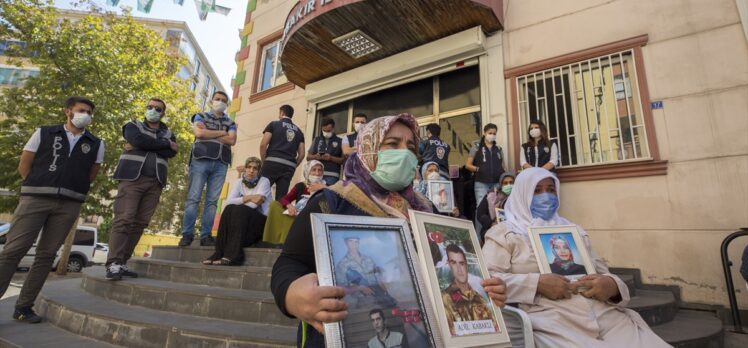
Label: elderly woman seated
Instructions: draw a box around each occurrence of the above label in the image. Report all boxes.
[261,160,326,246]
[415,161,460,217]
[203,157,271,266]
[483,167,670,348]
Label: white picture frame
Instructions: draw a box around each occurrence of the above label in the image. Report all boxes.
[425,180,454,214]
[527,225,596,281]
[408,210,511,348]
[311,213,443,348]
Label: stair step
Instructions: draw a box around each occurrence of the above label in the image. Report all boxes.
[616,273,636,296]
[0,296,117,348]
[128,258,271,292]
[652,310,724,348]
[626,289,678,326]
[81,267,297,327]
[37,279,295,348]
[151,246,281,268]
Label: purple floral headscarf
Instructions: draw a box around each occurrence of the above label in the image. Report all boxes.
[341,113,432,218]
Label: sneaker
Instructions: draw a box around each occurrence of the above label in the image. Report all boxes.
[120,264,138,278]
[200,236,215,247]
[178,236,193,247]
[13,306,42,324]
[106,263,122,281]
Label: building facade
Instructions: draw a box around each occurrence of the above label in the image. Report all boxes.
[230,0,748,310]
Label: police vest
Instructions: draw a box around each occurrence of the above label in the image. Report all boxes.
[21,125,101,202]
[522,141,555,168]
[473,142,505,184]
[311,135,343,178]
[113,120,173,186]
[346,132,358,148]
[191,112,234,164]
[421,136,450,176]
[265,118,304,169]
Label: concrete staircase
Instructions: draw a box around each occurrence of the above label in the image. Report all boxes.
[0,246,727,347]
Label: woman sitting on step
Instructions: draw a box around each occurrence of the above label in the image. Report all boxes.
[203,157,271,266]
[482,167,671,348]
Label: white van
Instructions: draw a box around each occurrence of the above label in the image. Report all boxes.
[0,225,97,272]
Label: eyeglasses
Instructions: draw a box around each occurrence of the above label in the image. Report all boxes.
[146,105,164,113]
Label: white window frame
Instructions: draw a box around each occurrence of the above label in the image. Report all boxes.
[257,39,287,92]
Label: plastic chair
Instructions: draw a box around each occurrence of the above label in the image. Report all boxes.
[501,305,535,348]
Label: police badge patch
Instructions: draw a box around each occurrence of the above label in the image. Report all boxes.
[81,143,91,154]
[544,146,550,152]
[436,147,446,159]
[286,129,295,142]
[332,142,338,148]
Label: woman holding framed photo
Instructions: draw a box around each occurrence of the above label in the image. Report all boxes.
[482,167,669,348]
[271,114,508,347]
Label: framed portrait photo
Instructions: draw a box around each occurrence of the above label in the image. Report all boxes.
[311,214,442,348]
[425,180,454,214]
[494,207,505,223]
[528,225,596,281]
[408,210,511,348]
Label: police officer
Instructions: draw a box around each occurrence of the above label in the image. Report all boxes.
[419,124,450,178]
[307,118,344,186]
[106,98,177,280]
[179,91,236,247]
[259,104,305,200]
[342,113,367,156]
[466,123,505,233]
[0,96,104,323]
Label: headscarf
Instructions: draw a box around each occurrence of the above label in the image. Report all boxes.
[486,172,516,221]
[303,160,324,184]
[502,167,570,240]
[342,113,432,219]
[242,157,262,188]
[549,235,577,270]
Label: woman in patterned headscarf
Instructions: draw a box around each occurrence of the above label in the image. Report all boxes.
[271,114,507,347]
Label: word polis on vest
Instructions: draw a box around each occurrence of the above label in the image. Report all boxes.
[283,0,334,38]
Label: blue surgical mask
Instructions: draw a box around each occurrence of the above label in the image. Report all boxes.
[370,149,418,192]
[530,192,559,220]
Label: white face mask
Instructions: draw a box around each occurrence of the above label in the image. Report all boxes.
[71,112,92,129]
[529,128,542,138]
[354,122,365,132]
[308,175,323,184]
[427,172,441,180]
[322,131,333,139]
[485,134,496,143]
[212,101,228,113]
[145,109,161,122]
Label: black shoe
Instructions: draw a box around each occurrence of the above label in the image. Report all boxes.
[178,236,193,247]
[106,263,122,281]
[13,306,42,324]
[120,264,138,278]
[200,236,215,247]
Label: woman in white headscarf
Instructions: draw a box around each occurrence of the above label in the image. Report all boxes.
[482,167,670,348]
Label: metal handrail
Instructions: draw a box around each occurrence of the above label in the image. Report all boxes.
[721,228,748,333]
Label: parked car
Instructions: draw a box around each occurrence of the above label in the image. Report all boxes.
[93,243,108,264]
[0,225,97,272]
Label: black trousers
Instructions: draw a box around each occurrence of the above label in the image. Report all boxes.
[209,204,266,264]
[260,161,297,200]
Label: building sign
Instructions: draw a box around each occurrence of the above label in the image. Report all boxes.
[282,0,334,41]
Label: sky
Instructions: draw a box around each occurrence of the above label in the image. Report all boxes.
[54,0,246,90]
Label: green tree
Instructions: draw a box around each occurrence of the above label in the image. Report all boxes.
[0,0,200,236]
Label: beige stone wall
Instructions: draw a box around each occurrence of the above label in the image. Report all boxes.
[503,0,748,307]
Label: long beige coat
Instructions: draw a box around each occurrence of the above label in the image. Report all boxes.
[483,224,671,348]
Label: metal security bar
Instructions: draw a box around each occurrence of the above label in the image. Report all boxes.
[516,50,650,168]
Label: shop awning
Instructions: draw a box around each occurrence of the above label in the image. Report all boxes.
[280,0,503,88]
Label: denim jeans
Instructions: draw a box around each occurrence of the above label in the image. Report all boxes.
[474,181,501,235]
[181,158,228,239]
